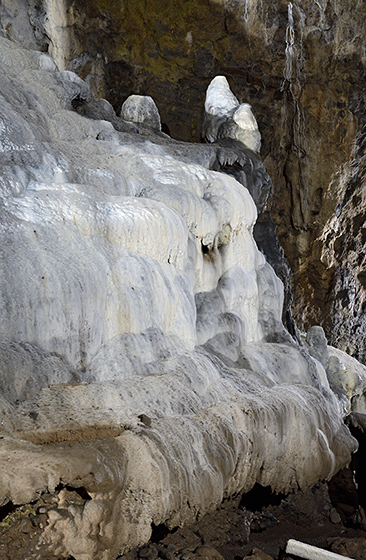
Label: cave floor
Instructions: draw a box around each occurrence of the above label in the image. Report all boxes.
[2,477,366,560]
[144,479,366,560]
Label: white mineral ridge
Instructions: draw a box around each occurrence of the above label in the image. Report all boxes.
[0,37,363,560]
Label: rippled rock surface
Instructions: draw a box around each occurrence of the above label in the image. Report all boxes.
[0,35,365,560]
[3,0,363,362]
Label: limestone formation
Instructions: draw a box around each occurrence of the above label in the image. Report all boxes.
[121,94,162,130]
[306,326,330,370]
[305,326,365,413]
[2,0,365,362]
[0,31,365,560]
[202,76,261,153]
[4,0,360,363]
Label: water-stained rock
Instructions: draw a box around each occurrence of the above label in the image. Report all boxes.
[0,29,364,560]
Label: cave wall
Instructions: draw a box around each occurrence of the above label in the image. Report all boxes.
[1,0,365,360]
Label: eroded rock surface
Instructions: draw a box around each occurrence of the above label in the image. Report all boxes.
[3,0,364,362]
[293,130,366,363]
[0,33,365,560]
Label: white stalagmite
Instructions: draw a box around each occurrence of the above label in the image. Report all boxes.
[202,76,261,152]
[0,36,365,560]
[204,75,240,116]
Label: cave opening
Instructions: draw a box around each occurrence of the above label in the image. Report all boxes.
[150,522,178,543]
[239,484,285,513]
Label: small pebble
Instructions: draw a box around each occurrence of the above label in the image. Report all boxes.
[330,508,341,524]
[19,519,32,534]
[29,514,40,527]
[159,549,175,560]
[138,414,152,427]
[139,546,152,558]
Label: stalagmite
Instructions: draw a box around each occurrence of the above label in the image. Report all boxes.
[202,76,261,152]
[121,95,162,130]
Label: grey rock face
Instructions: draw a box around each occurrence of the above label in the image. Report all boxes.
[121,94,162,130]
[306,326,330,369]
[0,0,48,51]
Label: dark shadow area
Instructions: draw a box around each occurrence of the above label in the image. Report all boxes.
[239,484,285,513]
[55,482,92,501]
[0,500,17,522]
[151,523,178,543]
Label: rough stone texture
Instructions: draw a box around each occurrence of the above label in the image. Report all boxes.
[294,130,366,363]
[243,549,274,560]
[3,0,363,362]
[121,95,162,130]
[0,0,48,52]
[0,29,365,560]
[329,537,366,560]
[154,480,366,560]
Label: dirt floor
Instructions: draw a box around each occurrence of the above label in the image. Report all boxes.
[122,421,366,560]
[123,466,366,560]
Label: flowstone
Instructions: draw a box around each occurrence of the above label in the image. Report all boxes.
[0,35,365,560]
